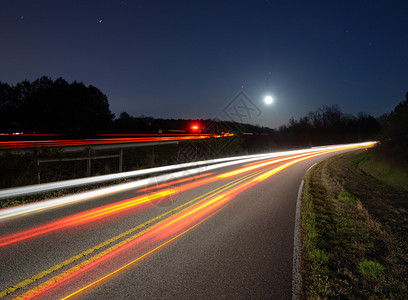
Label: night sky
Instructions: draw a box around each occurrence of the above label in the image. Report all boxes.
[1,0,407,128]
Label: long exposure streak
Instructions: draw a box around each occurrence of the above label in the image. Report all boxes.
[0,133,233,150]
[0,151,328,247]
[0,143,377,299]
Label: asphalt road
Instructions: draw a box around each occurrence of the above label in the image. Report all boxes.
[0,145,372,299]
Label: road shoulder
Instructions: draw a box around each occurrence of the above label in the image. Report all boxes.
[299,149,408,298]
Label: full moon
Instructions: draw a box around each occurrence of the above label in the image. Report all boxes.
[264,96,273,104]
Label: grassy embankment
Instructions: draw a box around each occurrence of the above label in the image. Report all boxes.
[301,149,408,298]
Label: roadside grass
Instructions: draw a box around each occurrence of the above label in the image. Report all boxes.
[301,150,408,298]
[359,259,384,278]
[359,150,408,193]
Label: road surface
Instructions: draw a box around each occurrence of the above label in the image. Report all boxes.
[0,143,374,299]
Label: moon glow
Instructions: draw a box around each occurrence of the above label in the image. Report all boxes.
[264,96,273,104]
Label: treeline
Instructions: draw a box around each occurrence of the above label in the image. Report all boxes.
[273,105,381,147]
[112,112,273,135]
[375,92,408,169]
[0,76,272,137]
[273,93,408,169]
[1,77,406,165]
[0,77,114,137]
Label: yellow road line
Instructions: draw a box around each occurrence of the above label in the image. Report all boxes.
[9,146,370,298]
[1,169,264,298]
[15,170,262,299]
[60,208,224,300]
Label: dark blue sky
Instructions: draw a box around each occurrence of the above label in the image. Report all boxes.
[1,0,407,128]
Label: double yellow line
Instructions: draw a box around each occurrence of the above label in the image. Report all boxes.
[2,168,267,299]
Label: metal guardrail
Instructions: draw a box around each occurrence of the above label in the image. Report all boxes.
[0,153,273,200]
[0,134,233,185]
[0,142,377,201]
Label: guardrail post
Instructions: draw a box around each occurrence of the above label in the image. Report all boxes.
[119,148,123,172]
[152,145,155,166]
[87,147,91,177]
[36,147,41,184]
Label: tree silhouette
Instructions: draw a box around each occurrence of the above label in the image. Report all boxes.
[274,105,380,147]
[0,76,387,153]
[0,82,16,132]
[0,76,114,136]
[377,91,408,167]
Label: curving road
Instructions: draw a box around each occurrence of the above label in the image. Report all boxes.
[0,143,375,299]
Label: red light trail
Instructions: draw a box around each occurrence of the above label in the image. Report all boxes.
[17,149,336,299]
[0,142,377,299]
[0,133,233,150]
[0,150,328,248]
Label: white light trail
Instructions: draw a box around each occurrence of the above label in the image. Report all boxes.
[0,142,377,221]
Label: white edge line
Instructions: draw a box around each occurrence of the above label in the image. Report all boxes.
[292,162,316,300]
